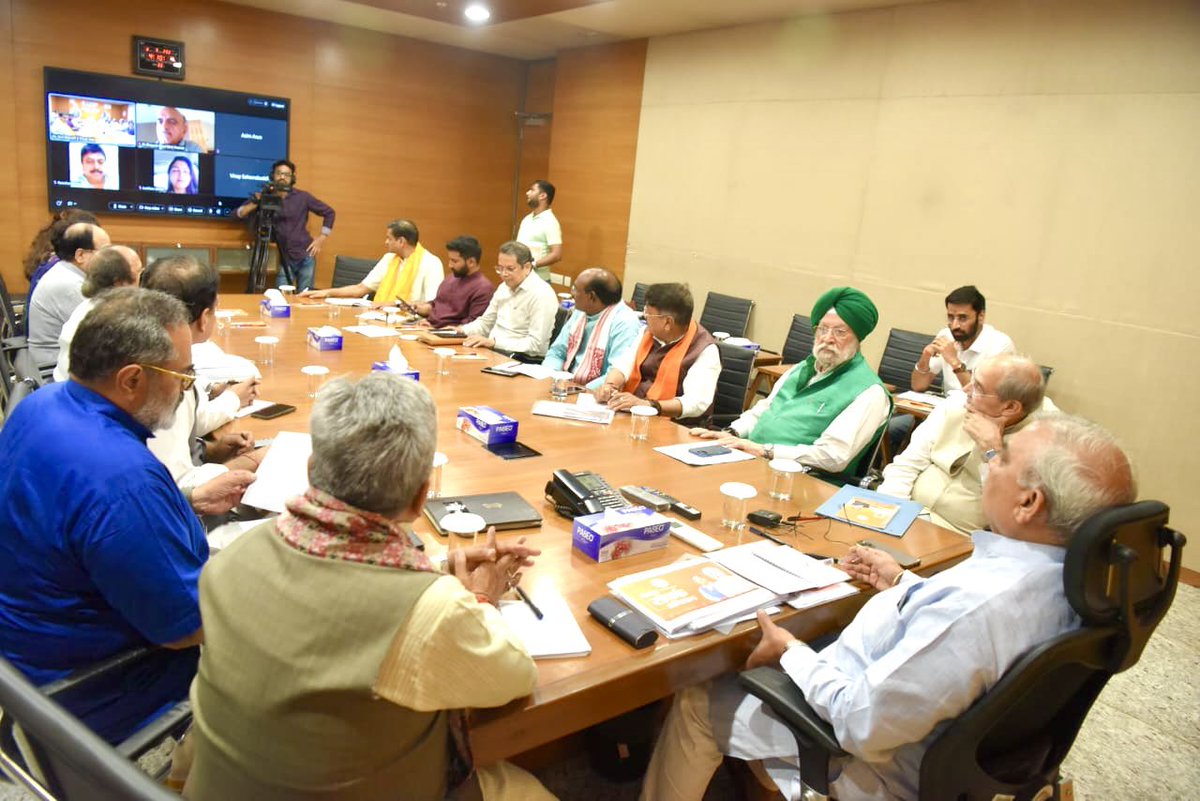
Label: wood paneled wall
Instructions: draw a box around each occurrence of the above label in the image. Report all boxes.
[1,0,528,291]
[545,40,647,285]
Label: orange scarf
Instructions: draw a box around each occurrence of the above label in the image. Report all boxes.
[623,320,698,400]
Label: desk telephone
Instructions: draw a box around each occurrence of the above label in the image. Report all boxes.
[546,469,632,518]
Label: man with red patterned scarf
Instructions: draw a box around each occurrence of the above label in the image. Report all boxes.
[595,282,720,427]
[541,267,642,390]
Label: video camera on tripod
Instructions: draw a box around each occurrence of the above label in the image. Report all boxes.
[245,180,288,292]
[256,181,287,214]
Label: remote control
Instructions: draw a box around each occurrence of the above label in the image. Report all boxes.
[857,539,921,569]
[619,485,673,511]
[670,501,702,520]
[668,520,724,553]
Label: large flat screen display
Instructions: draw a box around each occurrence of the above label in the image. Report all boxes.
[44,67,289,220]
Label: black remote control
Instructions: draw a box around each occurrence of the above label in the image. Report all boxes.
[670,501,702,520]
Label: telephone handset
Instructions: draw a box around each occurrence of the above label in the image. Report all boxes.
[545,469,632,519]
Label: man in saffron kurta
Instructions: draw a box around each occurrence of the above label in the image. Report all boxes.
[692,287,890,474]
[595,283,720,426]
[542,268,641,390]
[302,218,443,305]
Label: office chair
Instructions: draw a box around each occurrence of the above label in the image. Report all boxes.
[0,648,193,800]
[738,500,1185,800]
[711,342,757,428]
[330,255,377,292]
[550,305,571,345]
[1040,365,1055,388]
[629,282,649,312]
[876,328,940,394]
[0,272,22,340]
[699,292,754,339]
[744,314,814,407]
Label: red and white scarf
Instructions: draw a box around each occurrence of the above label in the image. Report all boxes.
[562,305,617,385]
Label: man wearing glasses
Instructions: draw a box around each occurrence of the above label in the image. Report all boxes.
[235,159,335,291]
[691,287,891,475]
[877,354,1055,534]
[0,287,234,744]
[459,241,558,360]
[26,221,110,364]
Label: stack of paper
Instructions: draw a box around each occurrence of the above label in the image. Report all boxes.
[240,432,312,514]
[499,588,592,659]
[708,541,849,595]
[608,556,781,637]
[531,400,614,425]
[653,442,757,467]
[343,324,401,338]
[896,391,947,408]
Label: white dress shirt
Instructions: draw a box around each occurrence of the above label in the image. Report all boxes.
[362,249,444,303]
[53,297,97,382]
[730,363,891,472]
[461,271,559,358]
[610,338,722,421]
[147,382,240,490]
[927,323,1015,394]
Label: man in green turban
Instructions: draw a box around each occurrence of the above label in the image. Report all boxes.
[690,287,891,475]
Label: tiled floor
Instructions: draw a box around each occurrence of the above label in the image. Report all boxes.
[3,585,1197,800]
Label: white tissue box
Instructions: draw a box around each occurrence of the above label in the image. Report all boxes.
[371,362,419,381]
[260,300,291,318]
[307,327,343,351]
[456,405,517,445]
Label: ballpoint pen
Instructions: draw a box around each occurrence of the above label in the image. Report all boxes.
[748,525,788,547]
[514,585,543,620]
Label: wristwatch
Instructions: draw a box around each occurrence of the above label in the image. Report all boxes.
[763,444,775,461]
[951,361,968,373]
[649,398,662,414]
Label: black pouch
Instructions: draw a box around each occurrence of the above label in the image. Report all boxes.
[587,595,658,649]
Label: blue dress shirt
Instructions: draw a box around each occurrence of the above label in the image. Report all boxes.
[0,381,207,742]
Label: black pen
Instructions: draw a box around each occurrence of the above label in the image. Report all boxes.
[514,585,543,620]
[748,526,788,547]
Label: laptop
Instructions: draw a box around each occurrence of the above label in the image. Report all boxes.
[423,491,543,535]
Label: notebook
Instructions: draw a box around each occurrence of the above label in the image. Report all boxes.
[499,587,592,659]
[423,491,543,534]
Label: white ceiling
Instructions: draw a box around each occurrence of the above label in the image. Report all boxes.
[221,0,933,60]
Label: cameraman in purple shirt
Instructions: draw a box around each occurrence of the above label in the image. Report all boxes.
[236,159,335,291]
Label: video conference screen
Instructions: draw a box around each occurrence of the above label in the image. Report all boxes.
[44,67,290,219]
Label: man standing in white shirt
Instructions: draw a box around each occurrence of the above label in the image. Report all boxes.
[516,180,562,282]
[302,219,442,306]
[459,241,558,361]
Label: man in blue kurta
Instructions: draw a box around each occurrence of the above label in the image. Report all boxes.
[0,287,213,743]
[542,267,642,390]
[691,287,892,475]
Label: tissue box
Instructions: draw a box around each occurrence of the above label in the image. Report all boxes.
[307,327,343,351]
[572,507,671,563]
[456,406,518,445]
[371,362,420,381]
[260,300,291,318]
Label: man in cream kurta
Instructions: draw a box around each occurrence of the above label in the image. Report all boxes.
[879,354,1053,534]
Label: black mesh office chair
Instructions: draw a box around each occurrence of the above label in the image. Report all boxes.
[550,304,571,345]
[699,292,754,339]
[1040,365,1055,387]
[739,500,1185,800]
[0,272,22,340]
[330,255,377,291]
[711,342,757,428]
[876,328,939,394]
[629,282,649,312]
[780,314,814,365]
[0,648,192,800]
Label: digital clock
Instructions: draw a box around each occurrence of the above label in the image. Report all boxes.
[133,36,185,80]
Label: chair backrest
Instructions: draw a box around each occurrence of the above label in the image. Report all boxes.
[550,305,570,345]
[919,501,1185,801]
[331,255,377,291]
[0,656,180,801]
[876,328,939,394]
[12,346,46,388]
[780,314,814,365]
[1039,365,1054,388]
[698,292,754,339]
[629,282,649,312]
[712,343,757,425]
[0,272,21,340]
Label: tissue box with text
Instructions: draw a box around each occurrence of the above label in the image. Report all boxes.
[572,507,671,563]
[371,362,420,381]
[307,327,343,351]
[260,300,291,318]
[456,405,517,445]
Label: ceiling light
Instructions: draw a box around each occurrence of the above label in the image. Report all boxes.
[464,4,490,23]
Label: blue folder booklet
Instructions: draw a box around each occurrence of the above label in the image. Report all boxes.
[815,485,923,537]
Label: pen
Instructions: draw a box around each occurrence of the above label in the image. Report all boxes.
[514,585,544,620]
[748,526,788,547]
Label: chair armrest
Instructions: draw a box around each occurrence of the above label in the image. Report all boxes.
[738,667,846,757]
[39,647,155,699]
[116,700,192,763]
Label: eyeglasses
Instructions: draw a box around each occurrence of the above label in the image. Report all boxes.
[814,325,852,340]
[965,378,995,397]
[643,312,670,320]
[140,363,196,391]
[496,264,527,275]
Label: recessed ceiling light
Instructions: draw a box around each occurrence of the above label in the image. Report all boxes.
[464,4,490,23]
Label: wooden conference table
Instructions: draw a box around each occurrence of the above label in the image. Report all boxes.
[214,295,973,764]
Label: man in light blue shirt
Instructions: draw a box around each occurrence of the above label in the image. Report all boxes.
[641,413,1137,801]
[541,268,641,390]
